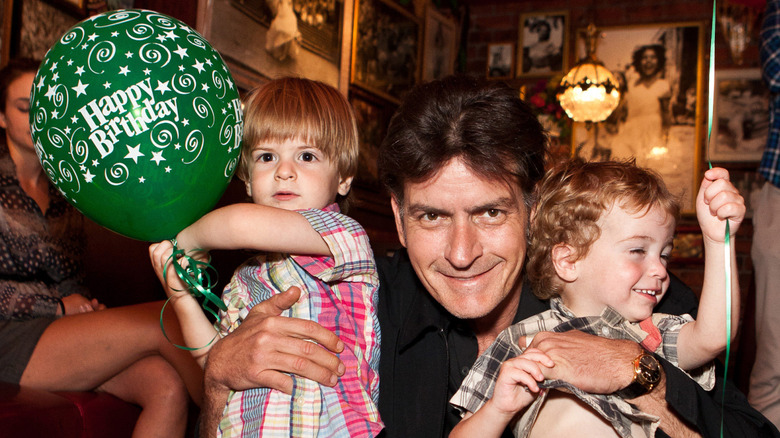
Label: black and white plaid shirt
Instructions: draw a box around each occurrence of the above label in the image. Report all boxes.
[450,298,715,438]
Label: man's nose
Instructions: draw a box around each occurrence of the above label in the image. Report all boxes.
[445,220,483,269]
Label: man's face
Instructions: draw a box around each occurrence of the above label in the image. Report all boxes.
[391,158,528,321]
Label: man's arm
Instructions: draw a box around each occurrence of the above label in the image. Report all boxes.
[528,331,779,437]
[199,288,346,437]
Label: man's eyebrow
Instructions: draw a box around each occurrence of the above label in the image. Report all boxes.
[405,197,518,216]
[405,203,449,216]
[467,197,518,214]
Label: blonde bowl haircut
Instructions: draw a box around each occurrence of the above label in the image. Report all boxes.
[527,158,681,300]
[237,77,359,210]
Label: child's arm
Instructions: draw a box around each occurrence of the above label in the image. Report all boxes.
[175,204,331,256]
[149,240,218,366]
[451,349,552,438]
[676,167,745,370]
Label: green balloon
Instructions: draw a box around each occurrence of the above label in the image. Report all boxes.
[30,9,243,241]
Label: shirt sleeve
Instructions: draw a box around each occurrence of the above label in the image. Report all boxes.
[650,313,716,391]
[0,282,62,320]
[293,209,378,286]
[762,0,780,93]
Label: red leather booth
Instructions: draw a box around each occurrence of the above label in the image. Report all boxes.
[0,382,140,438]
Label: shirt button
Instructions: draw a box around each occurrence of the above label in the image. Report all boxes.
[601,327,610,336]
[461,366,471,376]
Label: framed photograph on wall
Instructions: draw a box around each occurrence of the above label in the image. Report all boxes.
[351,0,420,104]
[711,69,769,162]
[518,10,568,77]
[348,88,396,191]
[486,42,514,80]
[422,5,458,82]
[571,22,705,212]
[230,0,343,63]
[44,0,87,17]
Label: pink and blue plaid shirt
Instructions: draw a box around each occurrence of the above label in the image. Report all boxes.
[215,204,382,437]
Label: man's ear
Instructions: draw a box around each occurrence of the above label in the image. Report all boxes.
[0,112,7,130]
[390,196,407,248]
[337,175,353,197]
[551,243,578,282]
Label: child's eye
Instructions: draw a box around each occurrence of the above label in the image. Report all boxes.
[299,152,317,162]
[630,248,646,255]
[256,153,274,162]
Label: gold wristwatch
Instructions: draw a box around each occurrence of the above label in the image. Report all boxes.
[614,351,661,399]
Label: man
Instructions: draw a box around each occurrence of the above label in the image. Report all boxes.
[201,76,777,437]
[750,0,780,429]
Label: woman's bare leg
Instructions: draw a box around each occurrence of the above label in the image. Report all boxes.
[97,355,189,438]
[19,301,203,404]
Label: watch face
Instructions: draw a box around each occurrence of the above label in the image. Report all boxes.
[638,354,661,382]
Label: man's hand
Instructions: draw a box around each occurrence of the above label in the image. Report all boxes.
[524,330,641,394]
[205,286,346,393]
[526,331,700,437]
[200,287,345,438]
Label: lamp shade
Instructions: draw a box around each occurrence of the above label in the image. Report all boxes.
[557,61,621,122]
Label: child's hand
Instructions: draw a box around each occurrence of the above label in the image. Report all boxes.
[485,348,553,419]
[149,240,195,299]
[697,167,746,243]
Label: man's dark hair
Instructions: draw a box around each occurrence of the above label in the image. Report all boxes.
[378,75,548,208]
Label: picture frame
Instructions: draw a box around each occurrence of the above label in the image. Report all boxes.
[351,0,421,104]
[198,0,343,92]
[44,0,87,17]
[229,0,344,64]
[0,0,14,67]
[517,10,568,77]
[486,42,514,80]
[571,22,705,213]
[421,5,458,82]
[348,88,397,191]
[710,69,769,162]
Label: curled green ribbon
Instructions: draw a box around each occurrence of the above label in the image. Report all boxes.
[159,239,225,351]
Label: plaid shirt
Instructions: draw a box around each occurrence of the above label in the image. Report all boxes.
[450,298,715,438]
[216,205,382,437]
[760,0,780,187]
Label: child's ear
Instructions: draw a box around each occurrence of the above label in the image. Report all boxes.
[551,243,578,282]
[337,175,354,197]
[244,180,252,198]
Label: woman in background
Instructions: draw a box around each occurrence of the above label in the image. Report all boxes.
[0,58,202,438]
[611,44,672,164]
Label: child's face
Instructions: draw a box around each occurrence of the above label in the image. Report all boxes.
[245,137,352,211]
[561,203,675,322]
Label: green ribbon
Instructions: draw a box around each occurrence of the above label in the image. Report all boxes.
[158,240,225,351]
[707,2,731,435]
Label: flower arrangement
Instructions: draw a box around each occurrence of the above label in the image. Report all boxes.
[524,76,571,141]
